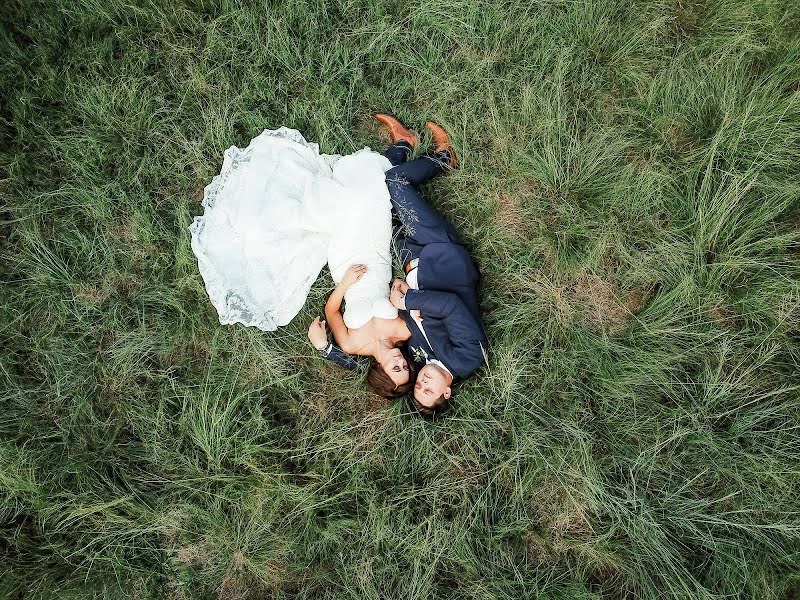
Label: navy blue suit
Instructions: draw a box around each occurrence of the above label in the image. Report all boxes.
[317,342,364,370]
[320,141,486,380]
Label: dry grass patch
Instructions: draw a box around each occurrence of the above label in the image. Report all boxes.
[217,551,290,600]
[708,298,741,329]
[351,403,395,458]
[217,552,251,600]
[304,363,386,421]
[172,542,218,570]
[494,190,533,240]
[537,482,594,543]
[496,266,653,334]
[194,182,207,203]
[572,274,653,334]
[533,273,576,327]
[589,563,631,598]
[526,478,595,561]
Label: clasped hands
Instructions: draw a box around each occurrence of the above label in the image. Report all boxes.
[390,278,409,310]
[337,264,410,311]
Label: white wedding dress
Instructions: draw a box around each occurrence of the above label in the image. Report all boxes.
[190,127,398,331]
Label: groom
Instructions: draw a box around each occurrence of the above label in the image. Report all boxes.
[376,114,487,413]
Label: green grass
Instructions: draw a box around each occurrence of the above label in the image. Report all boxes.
[1,0,800,598]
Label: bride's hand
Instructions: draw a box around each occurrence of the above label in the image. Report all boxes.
[308,317,329,350]
[340,264,367,288]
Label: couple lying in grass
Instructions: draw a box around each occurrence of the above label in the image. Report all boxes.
[306,115,487,417]
[192,114,486,417]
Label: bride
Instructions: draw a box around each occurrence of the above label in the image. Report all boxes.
[307,263,416,398]
[190,126,415,395]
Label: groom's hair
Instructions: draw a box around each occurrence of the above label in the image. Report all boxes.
[410,394,449,418]
[366,346,417,399]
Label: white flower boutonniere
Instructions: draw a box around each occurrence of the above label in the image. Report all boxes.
[410,345,427,363]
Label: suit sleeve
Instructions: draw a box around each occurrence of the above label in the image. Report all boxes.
[319,343,361,371]
[403,289,485,377]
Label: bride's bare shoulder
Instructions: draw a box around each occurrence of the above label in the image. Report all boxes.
[340,320,376,355]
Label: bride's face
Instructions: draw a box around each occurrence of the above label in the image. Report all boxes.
[381,347,410,386]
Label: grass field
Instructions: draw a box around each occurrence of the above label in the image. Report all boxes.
[2,0,800,598]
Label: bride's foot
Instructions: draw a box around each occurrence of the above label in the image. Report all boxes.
[375,113,419,147]
[425,120,458,169]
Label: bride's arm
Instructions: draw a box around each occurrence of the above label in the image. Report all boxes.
[308,317,361,370]
[324,264,366,354]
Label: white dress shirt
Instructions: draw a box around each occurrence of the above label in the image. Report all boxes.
[404,260,453,379]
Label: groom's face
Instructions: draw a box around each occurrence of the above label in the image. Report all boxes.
[414,364,451,407]
[381,347,410,386]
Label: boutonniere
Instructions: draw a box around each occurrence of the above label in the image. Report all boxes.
[410,345,426,363]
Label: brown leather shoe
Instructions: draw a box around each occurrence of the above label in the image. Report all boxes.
[425,120,458,169]
[374,113,418,147]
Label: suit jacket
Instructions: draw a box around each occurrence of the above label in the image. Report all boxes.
[400,242,486,380]
[318,342,363,371]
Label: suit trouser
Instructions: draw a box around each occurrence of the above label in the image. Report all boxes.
[382,141,460,263]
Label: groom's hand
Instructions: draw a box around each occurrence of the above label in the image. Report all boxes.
[308,317,329,350]
[390,278,409,310]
